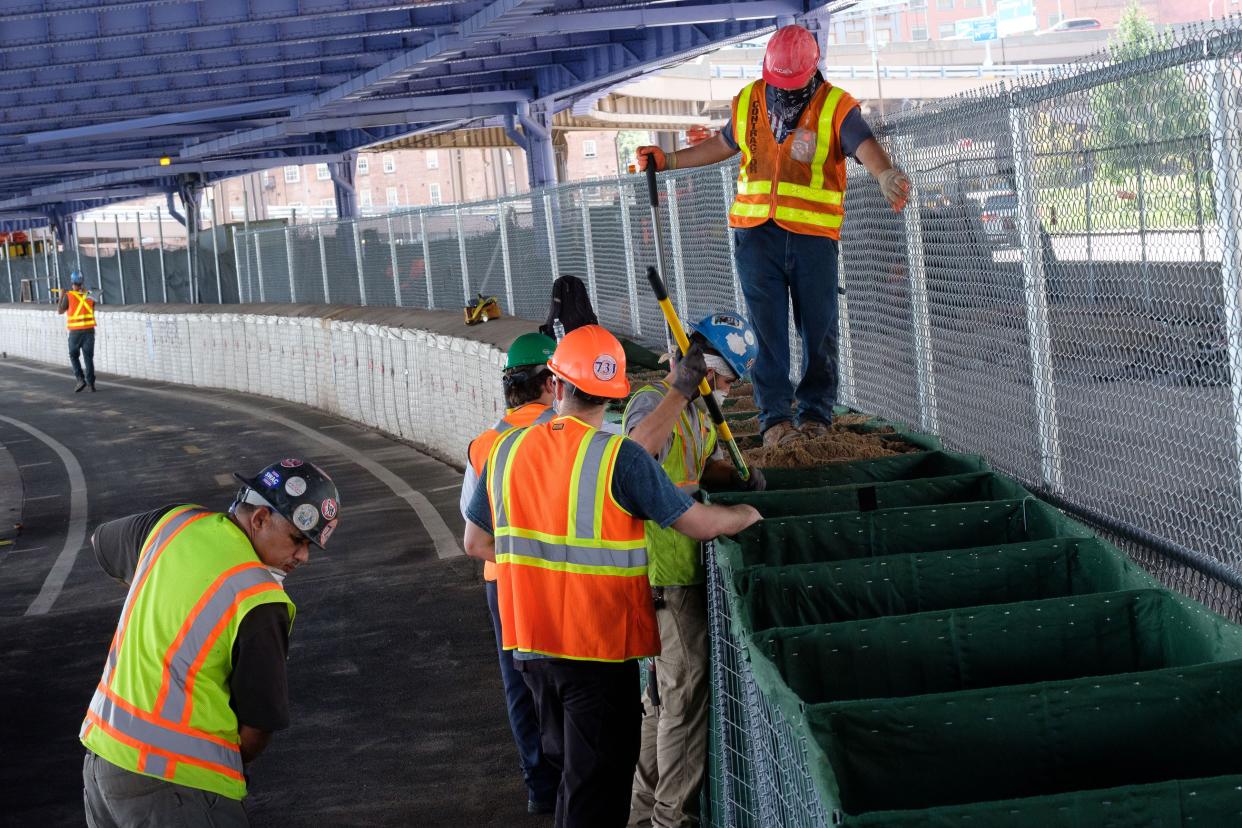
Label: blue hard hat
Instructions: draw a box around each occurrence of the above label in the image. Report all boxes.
[69,270,84,284]
[690,312,758,380]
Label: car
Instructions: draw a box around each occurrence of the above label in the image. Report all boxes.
[1037,17,1102,35]
[979,192,1020,241]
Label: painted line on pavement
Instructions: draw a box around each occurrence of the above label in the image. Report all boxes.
[0,414,89,616]
[2,362,463,559]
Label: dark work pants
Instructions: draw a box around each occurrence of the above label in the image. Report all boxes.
[518,658,643,828]
[733,221,840,432]
[68,329,96,384]
[485,580,559,805]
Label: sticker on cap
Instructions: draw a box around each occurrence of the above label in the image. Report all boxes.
[319,518,338,545]
[321,498,338,520]
[726,332,749,356]
[280,458,304,468]
[593,354,618,381]
[285,476,307,497]
[292,503,319,531]
[261,470,282,488]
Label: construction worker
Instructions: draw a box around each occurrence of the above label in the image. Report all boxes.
[81,459,342,828]
[463,324,762,828]
[636,23,910,448]
[57,270,97,392]
[624,313,763,828]
[460,331,560,815]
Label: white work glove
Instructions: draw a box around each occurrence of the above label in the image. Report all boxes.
[878,168,910,212]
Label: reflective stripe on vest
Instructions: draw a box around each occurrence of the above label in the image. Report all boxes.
[66,291,96,330]
[730,80,852,238]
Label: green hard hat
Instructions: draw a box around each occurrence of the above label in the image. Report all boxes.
[506,332,557,370]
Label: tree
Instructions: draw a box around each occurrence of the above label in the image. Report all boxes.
[614,130,652,171]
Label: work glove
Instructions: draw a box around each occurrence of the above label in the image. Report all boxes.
[670,340,708,400]
[878,168,911,213]
[739,466,767,492]
[635,145,667,173]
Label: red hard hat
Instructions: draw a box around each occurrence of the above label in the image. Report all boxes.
[547,325,630,399]
[763,25,820,90]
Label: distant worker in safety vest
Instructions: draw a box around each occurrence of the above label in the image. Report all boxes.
[463,325,762,828]
[636,24,910,449]
[460,331,561,816]
[57,270,97,393]
[81,459,342,828]
[624,312,764,828]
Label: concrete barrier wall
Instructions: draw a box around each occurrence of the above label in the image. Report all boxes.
[0,304,535,467]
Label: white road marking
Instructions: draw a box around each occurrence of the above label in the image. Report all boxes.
[3,362,463,559]
[24,493,65,501]
[0,414,89,616]
[427,483,464,493]
[19,461,53,469]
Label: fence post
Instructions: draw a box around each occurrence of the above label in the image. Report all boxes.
[115,214,126,305]
[496,201,515,315]
[420,212,435,309]
[1192,148,1207,262]
[135,211,148,303]
[1208,55,1242,507]
[720,166,745,313]
[387,215,402,307]
[1084,152,1096,304]
[542,191,559,279]
[1136,158,1150,311]
[74,227,83,285]
[284,223,298,302]
[889,131,939,434]
[4,245,12,302]
[664,178,690,320]
[93,220,103,300]
[233,235,245,306]
[317,224,330,303]
[242,191,253,302]
[579,193,600,311]
[837,252,857,407]
[352,220,368,306]
[455,205,471,303]
[618,182,642,338]
[1009,94,1063,495]
[212,218,223,303]
[255,229,267,302]
[156,207,168,302]
[185,222,194,304]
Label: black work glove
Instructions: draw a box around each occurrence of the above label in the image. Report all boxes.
[670,340,708,400]
[740,466,767,492]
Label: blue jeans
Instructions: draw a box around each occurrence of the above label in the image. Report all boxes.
[69,329,96,385]
[734,222,840,432]
[486,580,559,805]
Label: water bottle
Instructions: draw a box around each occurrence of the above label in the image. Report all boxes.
[553,317,566,342]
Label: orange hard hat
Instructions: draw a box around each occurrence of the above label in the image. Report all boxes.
[547,324,630,399]
[763,25,820,90]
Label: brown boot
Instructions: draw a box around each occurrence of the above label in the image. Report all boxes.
[762,421,799,447]
[798,419,831,440]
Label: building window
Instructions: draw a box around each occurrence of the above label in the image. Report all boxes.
[261,171,272,186]
[937,0,953,9]
[284,165,300,183]
[909,0,926,7]
[428,182,442,206]
[316,164,331,181]
[938,22,956,37]
[321,198,335,208]
[426,151,439,170]
[360,189,373,209]
[963,0,980,6]
[912,26,929,41]
[386,186,399,207]
[357,156,370,175]
[383,154,396,174]
[846,30,865,44]
[583,139,597,159]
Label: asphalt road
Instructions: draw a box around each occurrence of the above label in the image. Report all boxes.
[0,356,550,827]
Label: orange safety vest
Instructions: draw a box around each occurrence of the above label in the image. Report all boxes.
[487,416,660,662]
[729,79,858,240]
[467,402,555,582]
[66,290,96,331]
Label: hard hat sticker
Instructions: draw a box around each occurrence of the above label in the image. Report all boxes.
[744,330,757,346]
[319,518,339,545]
[261,470,282,488]
[321,498,338,520]
[285,476,308,497]
[292,503,319,531]
[726,332,749,356]
[593,355,618,381]
[280,458,304,468]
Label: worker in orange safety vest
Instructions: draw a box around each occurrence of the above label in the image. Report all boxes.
[57,270,98,392]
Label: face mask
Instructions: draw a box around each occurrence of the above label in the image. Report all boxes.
[712,389,729,406]
[266,567,287,584]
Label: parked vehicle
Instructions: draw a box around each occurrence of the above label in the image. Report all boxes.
[1038,17,1102,35]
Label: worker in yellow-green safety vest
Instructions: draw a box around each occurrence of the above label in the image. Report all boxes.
[623,312,766,828]
[81,459,342,828]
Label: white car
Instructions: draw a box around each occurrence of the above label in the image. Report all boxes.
[1037,17,1102,35]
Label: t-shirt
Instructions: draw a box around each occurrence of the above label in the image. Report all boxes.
[91,505,292,732]
[624,386,724,467]
[465,432,694,535]
[721,82,875,160]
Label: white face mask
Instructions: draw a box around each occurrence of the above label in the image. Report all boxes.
[712,389,729,406]
[266,567,287,584]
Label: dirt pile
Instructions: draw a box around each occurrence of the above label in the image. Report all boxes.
[743,424,916,468]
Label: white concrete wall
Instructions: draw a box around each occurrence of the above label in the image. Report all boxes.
[0,306,510,466]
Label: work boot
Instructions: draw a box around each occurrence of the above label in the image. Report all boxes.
[799,419,831,440]
[761,421,799,447]
[89,382,96,392]
[74,380,87,393]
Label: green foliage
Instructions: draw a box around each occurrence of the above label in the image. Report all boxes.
[614,130,652,170]
[1089,0,1206,174]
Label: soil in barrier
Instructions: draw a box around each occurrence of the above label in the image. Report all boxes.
[744,427,916,468]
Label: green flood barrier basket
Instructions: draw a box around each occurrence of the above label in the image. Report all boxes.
[756,449,989,491]
[718,497,1091,570]
[733,537,1159,630]
[709,470,1030,517]
[799,658,1242,815]
[751,589,1242,705]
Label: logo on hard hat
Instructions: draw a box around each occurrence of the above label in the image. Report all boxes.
[321,498,338,520]
[726,333,749,356]
[285,476,308,497]
[292,503,319,531]
[593,355,618,381]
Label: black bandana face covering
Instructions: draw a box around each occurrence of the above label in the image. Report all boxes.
[770,75,821,143]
